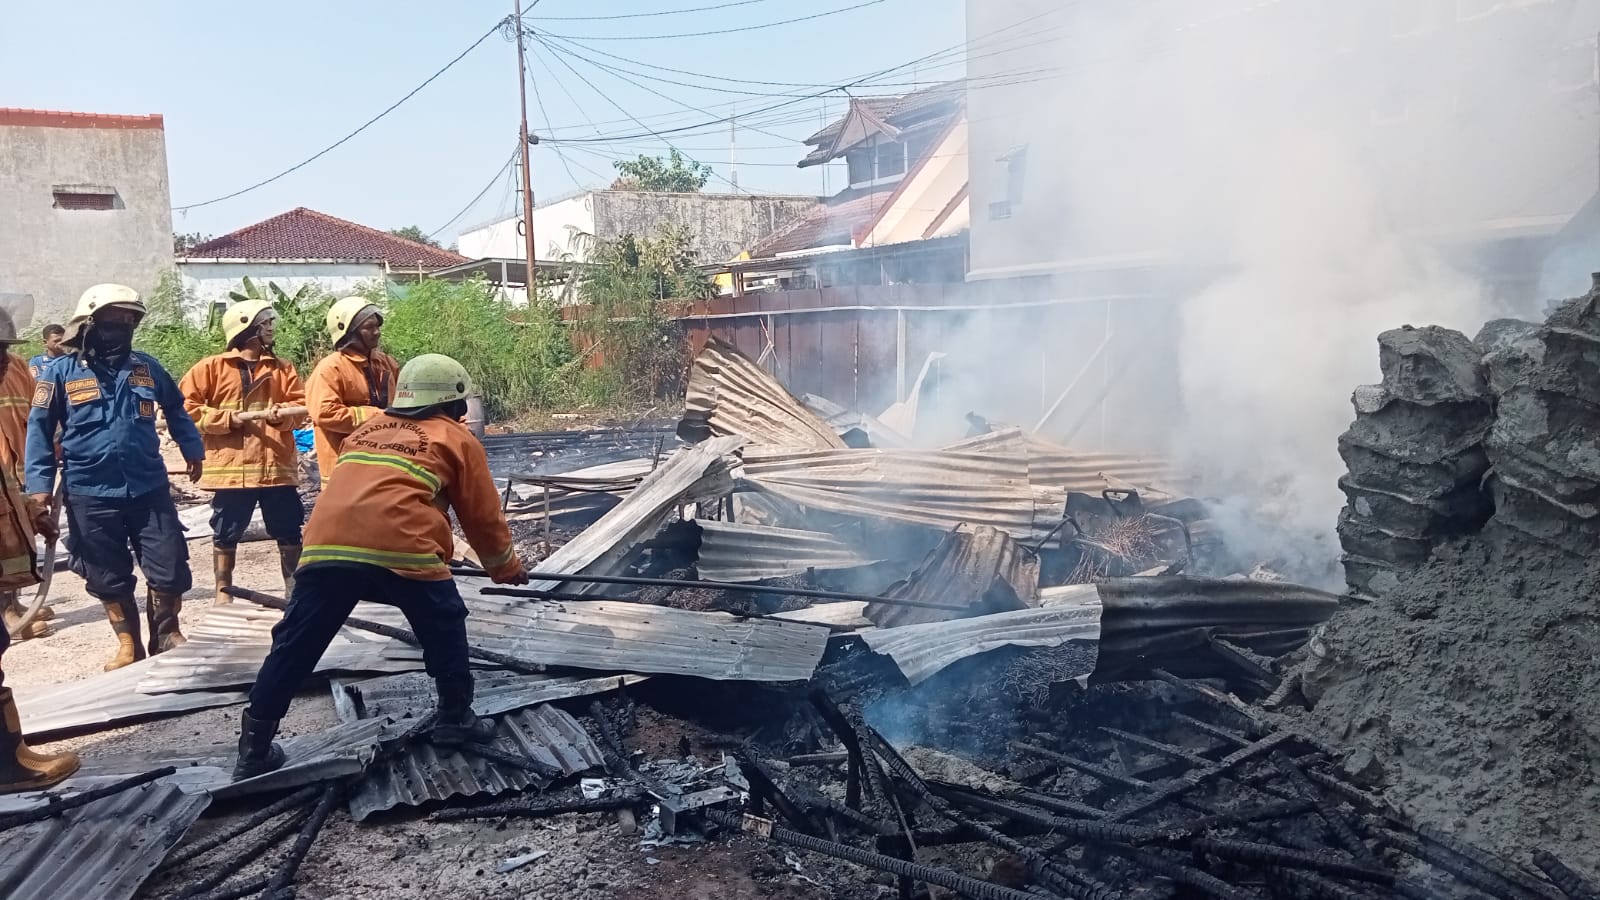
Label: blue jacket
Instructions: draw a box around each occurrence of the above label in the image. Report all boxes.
[27,353,61,379]
[25,351,205,498]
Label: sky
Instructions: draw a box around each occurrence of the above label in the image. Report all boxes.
[0,0,966,246]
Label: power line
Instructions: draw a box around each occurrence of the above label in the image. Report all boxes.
[429,145,518,240]
[540,0,887,42]
[530,0,782,21]
[533,33,754,196]
[173,18,508,212]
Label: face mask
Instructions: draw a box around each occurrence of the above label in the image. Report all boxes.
[88,322,135,355]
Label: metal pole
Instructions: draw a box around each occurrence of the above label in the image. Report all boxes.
[515,0,537,295]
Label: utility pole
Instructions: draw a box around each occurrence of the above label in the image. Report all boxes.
[514,0,537,297]
[729,102,738,192]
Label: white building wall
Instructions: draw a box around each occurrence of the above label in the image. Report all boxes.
[457,195,595,262]
[177,261,385,319]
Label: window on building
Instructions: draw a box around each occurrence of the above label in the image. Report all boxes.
[875,139,907,178]
[51,187,117,210]
[846,151,874,185]
[905,131,937,166]
[1001,145,1028,206]
[989,200,1013,220]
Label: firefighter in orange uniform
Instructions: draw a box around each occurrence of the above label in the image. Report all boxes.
[304,297,399,486]
[233,355,528,779]
[0,310,53,638]
[179,298,307,605]
[0,294,77,792]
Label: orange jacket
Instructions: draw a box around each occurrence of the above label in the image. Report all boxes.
[0,353,32,482]
[300,412,521,582]
[306,347,399,482]
[179,350,307,490]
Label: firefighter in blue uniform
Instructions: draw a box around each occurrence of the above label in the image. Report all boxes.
[24,284,206,670]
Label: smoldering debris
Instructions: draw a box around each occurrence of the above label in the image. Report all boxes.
[17,335,1599,899]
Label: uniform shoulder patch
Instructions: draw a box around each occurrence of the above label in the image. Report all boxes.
[30,381,53,408]
[64,377,101,406]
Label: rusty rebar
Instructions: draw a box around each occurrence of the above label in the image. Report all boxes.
[808,691,868,809]
[175,807,311,900]
[461,567,972,612]
[1370,825,1544,900]
[455,741,564,779]
[1189,836,1394,885]
[1270,751,1377,867]
[431,790,644,822]
[184,876,271,900]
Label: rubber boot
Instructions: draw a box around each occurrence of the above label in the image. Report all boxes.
[213,547,237,605]
[101,597,147,671]
[232,709,286,780]
[430,675,497,746]
[0,686,79,793]
[147,589,187,656]
[278,544,302,599]
[2,603,52,640]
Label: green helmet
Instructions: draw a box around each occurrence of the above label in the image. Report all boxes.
[391,353,473,410]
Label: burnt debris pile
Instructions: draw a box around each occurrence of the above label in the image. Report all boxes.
[10,336,1597,899]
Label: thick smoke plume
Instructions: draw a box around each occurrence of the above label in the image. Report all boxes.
[982,2,1594,579]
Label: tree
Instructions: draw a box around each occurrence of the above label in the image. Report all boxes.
[173,232,213,254]
[610,149,713,193]
[388,225,441,248]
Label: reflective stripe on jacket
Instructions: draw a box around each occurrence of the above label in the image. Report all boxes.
[301,411,518,582]
[0,353,34,483]
[180,350,307,490]
[305,347,399,482]
[24,351,205,498]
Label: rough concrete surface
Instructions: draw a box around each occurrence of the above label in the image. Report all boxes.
[1301,535,1600,875]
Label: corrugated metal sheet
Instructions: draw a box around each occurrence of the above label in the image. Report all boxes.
[331,670,648,722]
[15,658,247,740]
[739,446,1037,537]
[136,602,420,695]
[768,601,873,628]
[1094,576,1340,666]
[694,520,881,582]
[503,457,655,515]
[65,717,395,800]
[800,393,911,447]
[860,599,1104,685]
[0,781,209,900]
[868,524,1039,628]
[387,587,831,682]
[347,705,604,821]
[529,436,743,596]
[944,428,1180,496]
[680,338,846,449]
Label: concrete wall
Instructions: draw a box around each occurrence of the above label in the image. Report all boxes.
[964,0,1600,279]
[592,191,821,264]
[0,117,173,325]
[177,261,386,318]
[456,191,822,265]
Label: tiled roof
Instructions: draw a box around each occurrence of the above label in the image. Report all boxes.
[182,207,468,268]
[803,81,964,147]
[0,108,164,130]
[749,185,899,258]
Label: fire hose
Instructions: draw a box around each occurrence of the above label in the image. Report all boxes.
[7,482,62,640]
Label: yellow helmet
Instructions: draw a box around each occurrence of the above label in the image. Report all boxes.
[325,296,380,345]
[391,353,473,410]
[62,283,145,347]
[223,298,276,348]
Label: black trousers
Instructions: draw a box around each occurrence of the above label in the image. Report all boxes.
[246,563,471,721]
[209,486,304,549]
[65,489,192,600]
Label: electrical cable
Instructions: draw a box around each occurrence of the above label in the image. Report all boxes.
[541,0,887,42]
[429,145,519,239]
[173,18,508,212]
[530,0,782,21]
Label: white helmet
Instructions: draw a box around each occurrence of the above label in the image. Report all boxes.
[391,354,473,410]
[224,298,276,348]
[62,284,145,348]
[325,296,381,345]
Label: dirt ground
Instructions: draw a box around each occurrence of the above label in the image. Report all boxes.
[5,535,859,900]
